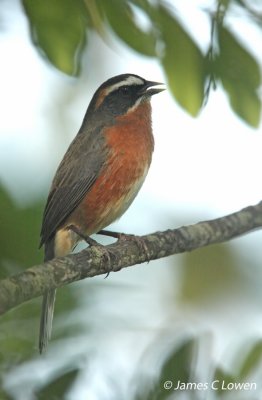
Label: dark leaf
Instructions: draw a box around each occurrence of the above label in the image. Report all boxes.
[239,340,262,380]
[37,369,78,399]
[0,184,43,276]
[0,388,12,400]
[213,367,237,393]
[135,337,196,400]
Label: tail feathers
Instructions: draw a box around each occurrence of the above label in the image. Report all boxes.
[39,237,56,354]
[44,237,55,262]
[39,289,56,354]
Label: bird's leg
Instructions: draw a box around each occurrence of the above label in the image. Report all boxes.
[67,225,112,277]
[97,230,150,262]
[68,225,99,246]
[97,229,122,239]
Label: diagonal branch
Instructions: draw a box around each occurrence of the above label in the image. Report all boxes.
[0,201,262,316]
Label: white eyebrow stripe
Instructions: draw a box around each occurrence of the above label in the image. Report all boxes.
[105,76,144,96]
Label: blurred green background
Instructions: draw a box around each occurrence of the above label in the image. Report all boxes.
[0,0,262,399]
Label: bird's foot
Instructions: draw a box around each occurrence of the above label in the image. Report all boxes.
[98,230,150,262]
[68,225,112,277]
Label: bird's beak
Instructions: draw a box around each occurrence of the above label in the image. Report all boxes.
[141,80,166,97]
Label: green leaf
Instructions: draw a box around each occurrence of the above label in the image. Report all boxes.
[22,0,87,76]
[37,369,78,399]
[239,340,262,379]
[159,338,195,390]
[0,385,12,400]
[0,387,11,400]
[233,0,262,27]
[135,338,196,400]
[0,184,43,276]
[157,5,205,116]
[213,367,237,394]
[100,0,156,56]
[217,26,261,127]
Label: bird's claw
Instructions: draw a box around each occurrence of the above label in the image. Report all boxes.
[117,233,150,262]
[98,229,150,262]
[68,225,112,277]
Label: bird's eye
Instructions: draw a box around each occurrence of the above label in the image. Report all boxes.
[119,86,129,95]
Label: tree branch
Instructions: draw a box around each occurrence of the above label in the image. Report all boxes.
[0,201,262,316]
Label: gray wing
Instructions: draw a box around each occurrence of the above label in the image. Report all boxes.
[40,130,108,247]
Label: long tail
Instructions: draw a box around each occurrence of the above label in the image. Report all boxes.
[39,289,56,353]
[39,238,56,354]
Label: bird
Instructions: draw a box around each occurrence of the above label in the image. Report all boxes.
[39,73,164,353]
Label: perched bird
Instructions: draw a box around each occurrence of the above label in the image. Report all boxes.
[39,73,164,353]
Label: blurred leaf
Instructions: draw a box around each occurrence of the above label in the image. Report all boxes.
[0,294,42,382]
[217,26,261,127]
[157,338,195,398]
[22,0,87,75]
[19,0,262,125]
[37,369,78,399]
[213,367,237,394]
[234,0,262,27]
[178,243,242,304]
[100,0,156,56]
[0,387,11,400]
[219,0,231,9]
[136,338,196,400]
[239,340,262,380]
[0,184,43,277]
[83,0,106,35]
[157,5,205,116]
[0,284,78,385]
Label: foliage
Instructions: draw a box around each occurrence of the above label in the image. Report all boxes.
[131,337,262,399]
[1,1,262,398]
[0,185,43,278]
[22,0,261,126]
